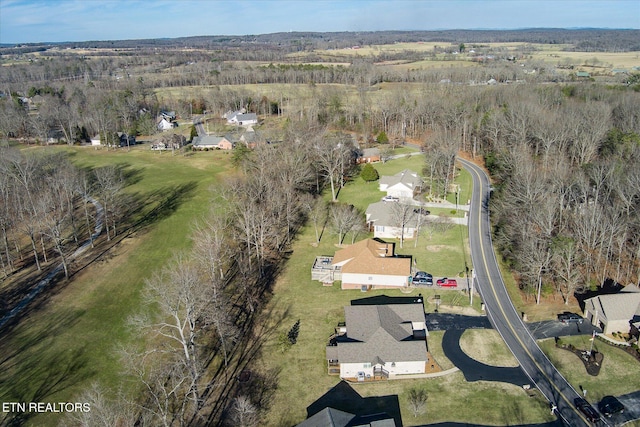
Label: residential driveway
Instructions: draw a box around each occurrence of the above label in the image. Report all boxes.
[441,328,531,386]
[527,320,601,340]
[425,313,491,331]
[611,391,640,426]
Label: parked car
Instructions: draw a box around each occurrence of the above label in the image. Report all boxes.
[557,312,584,324]
[436,278,457,287]
[381,195,399,202]
[598,395,624,417]
[415,271,432,279]
[413,275,433,286]
[574,398,600,423]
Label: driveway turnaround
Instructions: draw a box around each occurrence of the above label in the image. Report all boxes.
[441,329,531,386]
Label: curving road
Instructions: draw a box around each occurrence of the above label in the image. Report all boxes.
[460,157,594,427]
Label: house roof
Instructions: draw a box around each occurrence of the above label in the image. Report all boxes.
[331,239,411,277]
[236,113,257,122]
[379,169,422,190]
[296,407,396,427]
[361,147,381,158]
[366,201,418,228]
[332,303,426,364]
[192,135,230,147]
[584,285,640,322]
[296,407,356,427]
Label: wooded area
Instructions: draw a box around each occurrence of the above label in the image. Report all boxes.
[1,29,640,425]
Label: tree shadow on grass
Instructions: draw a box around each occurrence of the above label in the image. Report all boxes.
[125,181,199,232]
[0,309,94,426]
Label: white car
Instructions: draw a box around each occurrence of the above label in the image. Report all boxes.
[381,195,399,202]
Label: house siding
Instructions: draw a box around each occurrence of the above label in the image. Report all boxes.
[340,360,425,378]
[341,272,408,290]
[373,225,416,239]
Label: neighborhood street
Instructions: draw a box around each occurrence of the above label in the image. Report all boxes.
[459,157,592,427]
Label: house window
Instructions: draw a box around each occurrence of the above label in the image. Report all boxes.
[363,363,371,368]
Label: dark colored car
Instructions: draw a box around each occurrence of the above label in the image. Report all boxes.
[598,395,624,417]
[574,397,600,423]
[558,312,584,324]
[414,271,432,279]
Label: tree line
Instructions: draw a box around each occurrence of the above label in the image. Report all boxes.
[62,123,360,426]
[0,148,125,286]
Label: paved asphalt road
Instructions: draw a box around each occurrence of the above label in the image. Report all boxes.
[460,158,593,427]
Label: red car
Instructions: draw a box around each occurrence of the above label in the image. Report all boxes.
[436,278,457,287]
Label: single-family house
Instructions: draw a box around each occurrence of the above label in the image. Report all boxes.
[118,132,136,147]
[311,238,411,290]
[297,380,401,427]
[326,301,428,380]
[160,111,176,121]
[356,147,381,164]
[192,135,234,150]
[46,128,66,144]
[365,201,419,240]
[379,169,422,200]
[583,284,640,334]
[157,117,177,131]
[226,109,258,126]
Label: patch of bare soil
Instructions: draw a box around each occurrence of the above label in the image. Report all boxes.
[521,293,583,322]
[425,245,447,252]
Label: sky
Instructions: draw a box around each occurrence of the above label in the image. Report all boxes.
[1,0,639,44]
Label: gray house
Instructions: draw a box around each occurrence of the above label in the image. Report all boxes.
[326,302,427,381]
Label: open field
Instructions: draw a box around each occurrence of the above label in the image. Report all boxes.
[0,146,232,426]
[305,41,639,72]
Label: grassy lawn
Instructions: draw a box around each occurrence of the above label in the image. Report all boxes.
[258,221,554,425]
[539,336,640,403]
[0,146,231,426]
[258,154,552,426]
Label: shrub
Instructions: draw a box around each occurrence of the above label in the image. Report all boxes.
[360,163,379,182]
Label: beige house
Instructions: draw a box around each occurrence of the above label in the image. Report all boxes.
[311,239,411,290]
[583,284,640,334]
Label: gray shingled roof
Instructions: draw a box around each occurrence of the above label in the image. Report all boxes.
[585,284,640,322]
[296,407,356,427]
[334,304,427,364]
[366,201,418,228]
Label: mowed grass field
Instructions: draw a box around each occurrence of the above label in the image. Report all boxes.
[0,145,232,426]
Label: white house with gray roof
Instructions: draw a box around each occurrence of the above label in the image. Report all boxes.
[379,169,422,200]
[583,284,640,334]
[326,303,427,380]
[365,201,419,240]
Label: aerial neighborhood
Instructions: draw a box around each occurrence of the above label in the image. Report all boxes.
[1,17,640,427]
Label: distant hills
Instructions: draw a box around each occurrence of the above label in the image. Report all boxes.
[2,28,639,53]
